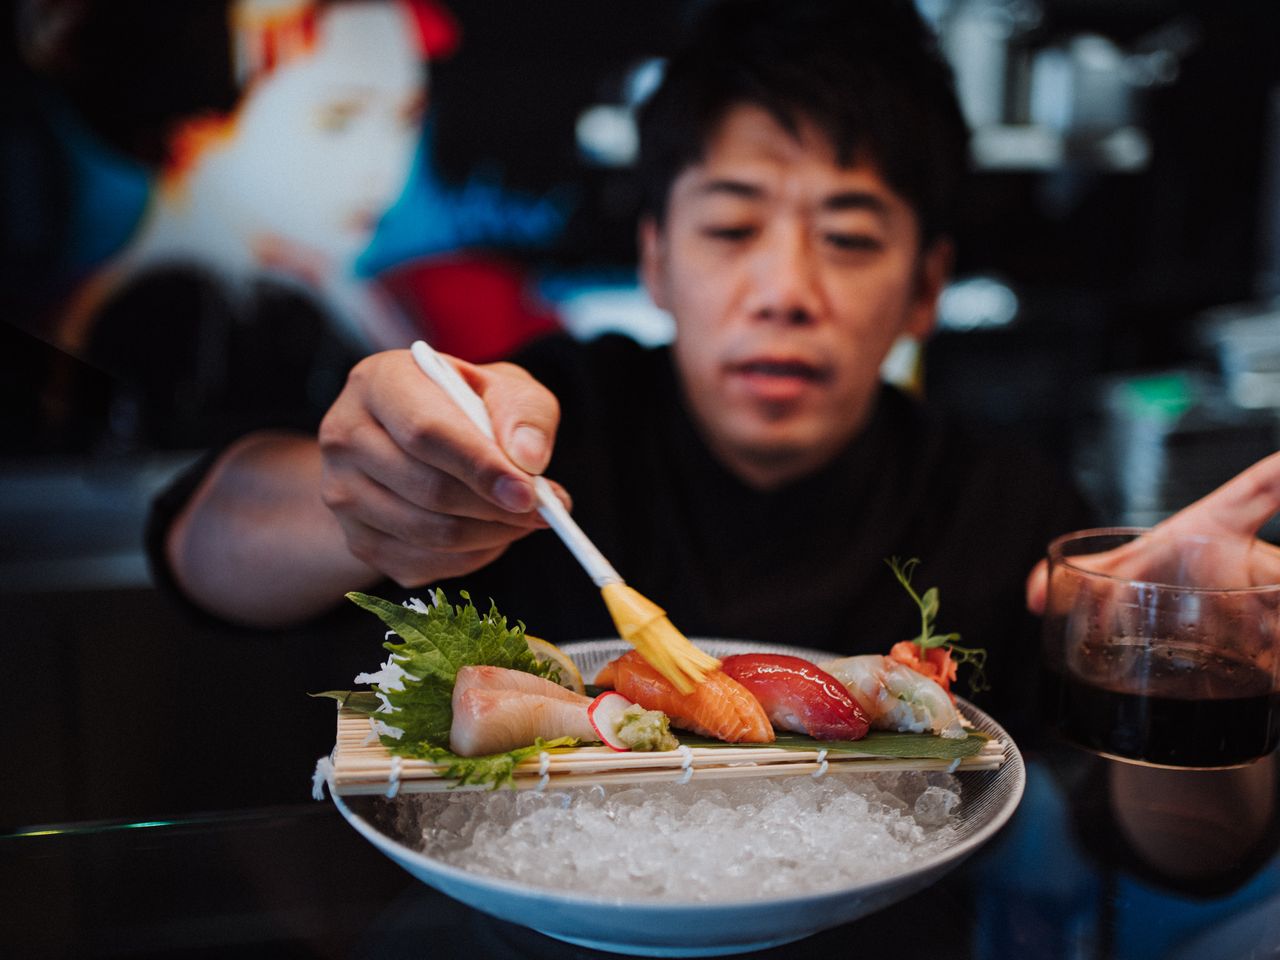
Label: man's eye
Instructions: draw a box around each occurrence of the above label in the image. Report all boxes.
[825,233,882,252]
[702,226,756,242]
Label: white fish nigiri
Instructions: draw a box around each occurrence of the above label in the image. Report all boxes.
[821,655,966,739]
[449,665,596,756]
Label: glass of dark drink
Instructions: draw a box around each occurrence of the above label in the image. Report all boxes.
[1043,527,1280,769]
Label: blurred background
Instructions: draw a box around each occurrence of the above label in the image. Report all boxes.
[1,0,1278,826]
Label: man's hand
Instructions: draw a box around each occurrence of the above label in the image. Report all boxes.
[1026,450,1280,613]
[318,348,569,588]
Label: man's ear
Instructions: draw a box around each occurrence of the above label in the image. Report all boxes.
[905,237,953,340]
[638,216,670,312]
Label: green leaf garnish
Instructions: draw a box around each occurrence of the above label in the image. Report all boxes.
[310,690,383,714]
[677,730,989,760]
[410,737,578,790]
[323,687,991,762]
[886,557,990,695]
[886,557,960,650]
[338,590,563,786]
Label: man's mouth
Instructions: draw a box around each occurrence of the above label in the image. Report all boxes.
[733,359,826,381]
[727,357,830,404]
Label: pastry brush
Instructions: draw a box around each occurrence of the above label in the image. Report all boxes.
[409,340,719,693]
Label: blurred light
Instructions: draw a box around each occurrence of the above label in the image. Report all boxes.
[542,276,675,346]
[576,105,638,167]
[881,336,922,392]
[938,276,1020,331]
[575,58,666,168]
[625,58,665,108]
[6,818,179,839]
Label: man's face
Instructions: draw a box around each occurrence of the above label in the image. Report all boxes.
[641,103,950,489]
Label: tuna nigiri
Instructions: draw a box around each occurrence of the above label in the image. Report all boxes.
[822,655,966,739]
[719,654,870,740]
[596,650,774,743]
[449,665,596,756]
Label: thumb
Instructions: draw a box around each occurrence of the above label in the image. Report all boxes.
[469,360,561,476]
[1025,558,1049,615]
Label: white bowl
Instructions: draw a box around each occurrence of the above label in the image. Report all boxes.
[331,639,1025,956]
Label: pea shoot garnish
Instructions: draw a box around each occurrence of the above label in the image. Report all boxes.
[886,557,989,695]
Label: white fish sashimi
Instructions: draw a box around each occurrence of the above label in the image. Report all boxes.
[821,655,966,740]
[449,689,599,756]
[449,665,597,756]
[452,664,588,705]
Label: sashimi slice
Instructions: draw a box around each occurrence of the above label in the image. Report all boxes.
[719,654,869,741]
[452,664,591,707]
[594,650,774,743]
[449,688,598,756]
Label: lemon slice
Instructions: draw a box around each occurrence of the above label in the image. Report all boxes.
[526,635,586,695]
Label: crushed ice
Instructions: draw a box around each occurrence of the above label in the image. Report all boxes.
[396,771,962,901]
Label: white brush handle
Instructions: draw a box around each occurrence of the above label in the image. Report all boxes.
[409,340,623,588]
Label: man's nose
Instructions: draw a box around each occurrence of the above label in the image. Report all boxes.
[745,225,821,326]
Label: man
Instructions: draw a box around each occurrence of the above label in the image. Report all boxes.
[153,1,1275,728]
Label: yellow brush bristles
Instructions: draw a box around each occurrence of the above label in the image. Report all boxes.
[600,582,721,693]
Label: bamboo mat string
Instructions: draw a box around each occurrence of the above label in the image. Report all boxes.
[326,708,1008,796]
[536,752,551,793]
[312,753,334,801]
[676,744,695,785]
[812,748,829,779]
[387,756,402,798]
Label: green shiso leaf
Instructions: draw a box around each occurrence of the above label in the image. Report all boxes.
[409,737,577,790]
[676,729,990,759]
[345,588,556,752]
[310,690,383,715]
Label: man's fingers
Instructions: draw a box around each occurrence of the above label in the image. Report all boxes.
[1025,558,1049,614]
[366,369,533,512]
[1160,450,1280,539]
[317,349,575,588]
[335,419,546,526]
[470,360,561,476]
[327,352,526,512]
[365,353,559,513]
[540,477,573,514]
[338,516,513,586]
[325,466,541,553]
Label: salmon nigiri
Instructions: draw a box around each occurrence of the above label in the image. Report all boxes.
[719,654,870,741]
[595,650,774,743]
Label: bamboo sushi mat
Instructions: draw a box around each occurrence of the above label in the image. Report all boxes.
[326,707,1009,796]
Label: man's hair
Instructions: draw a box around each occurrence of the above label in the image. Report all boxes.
[636,0,970,245]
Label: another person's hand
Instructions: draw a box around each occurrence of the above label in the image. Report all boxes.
[1026,450,1280,613]
[318,348,569,587]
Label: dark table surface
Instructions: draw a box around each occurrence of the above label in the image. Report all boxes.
[4,585,1280,959]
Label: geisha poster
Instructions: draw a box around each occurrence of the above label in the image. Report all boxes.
[6,0,673,451]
